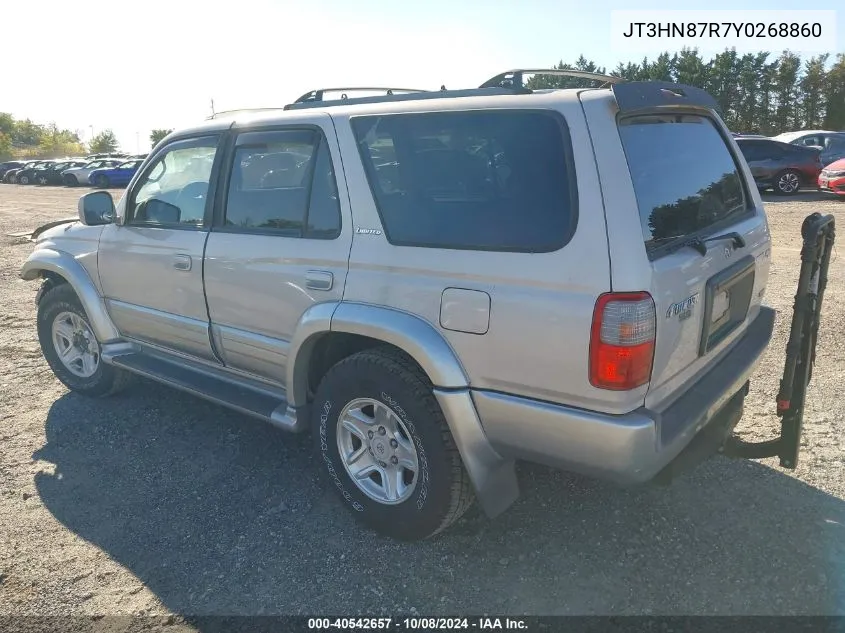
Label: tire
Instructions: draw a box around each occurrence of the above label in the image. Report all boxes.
[312,346,474,541]
[19,175,30,185]
[773,169,802,195]
[36,283,133,398]
[95,175,110,189]
[64,174,78,186]
[37,176,48,185]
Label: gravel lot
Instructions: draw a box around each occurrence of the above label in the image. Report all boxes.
[0,185,843,626]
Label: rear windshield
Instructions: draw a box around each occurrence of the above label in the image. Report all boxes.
[617,114,749,258]
[351,110,577,252]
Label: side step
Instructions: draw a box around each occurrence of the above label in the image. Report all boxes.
[103,348,304,432]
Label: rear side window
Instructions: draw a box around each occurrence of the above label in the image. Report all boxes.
[351,110,577,252]
[618,114,749,258]
[222,129,341,239]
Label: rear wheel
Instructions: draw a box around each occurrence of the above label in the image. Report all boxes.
[95,174,110,189]
[311,346,474,541]
[37,175,48,185]
[36,283,133,397]
[774,169,802,195]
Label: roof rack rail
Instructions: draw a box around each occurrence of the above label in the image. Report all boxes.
[207,108,283,120]
[291,87,430,105]
[283,86,526,111]
[479,69,625,90]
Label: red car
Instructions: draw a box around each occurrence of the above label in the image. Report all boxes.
[819,158,845,197]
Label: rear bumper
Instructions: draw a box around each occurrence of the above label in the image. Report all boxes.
[474,306,776,484]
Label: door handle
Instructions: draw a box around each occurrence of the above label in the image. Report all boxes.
[173,254,192,271]
[305,270,333,291]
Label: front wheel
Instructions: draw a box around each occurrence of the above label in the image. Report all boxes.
[95,174,110,188]
[312,347,474,541]
[36,283,133,397]
[64,174,78,186]
[774,169,802,195]
[18,175,30,185]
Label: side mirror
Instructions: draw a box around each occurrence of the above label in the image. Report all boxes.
[77,191,115,226]
[136,198,181,224]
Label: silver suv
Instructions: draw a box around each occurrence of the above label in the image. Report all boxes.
[21,70,776,541]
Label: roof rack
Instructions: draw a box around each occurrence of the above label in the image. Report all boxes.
[291,87,430,104]
[479,69,625,90]
[283,86,523,111]
[207,108,284,120]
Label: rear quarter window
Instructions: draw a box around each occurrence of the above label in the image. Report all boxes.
[351,110,578,252]
[617,113,750,259]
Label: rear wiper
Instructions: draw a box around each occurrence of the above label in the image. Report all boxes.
[682,231,746,256]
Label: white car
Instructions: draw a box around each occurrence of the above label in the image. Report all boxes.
[61,159,122,186]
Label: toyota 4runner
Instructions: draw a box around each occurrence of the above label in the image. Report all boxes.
[21,71,782,541]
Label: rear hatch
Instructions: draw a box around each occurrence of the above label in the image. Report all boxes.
[579,89,771,412]
[620,110,771,410]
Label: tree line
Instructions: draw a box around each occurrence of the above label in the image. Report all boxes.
[0,114,173,160]
[3,48,843,158]
[529,48,844,134]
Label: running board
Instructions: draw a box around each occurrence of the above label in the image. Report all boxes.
[101,347,304,432]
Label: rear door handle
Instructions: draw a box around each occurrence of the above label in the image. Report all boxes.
[173,254,192,271]
[305,270,333,291]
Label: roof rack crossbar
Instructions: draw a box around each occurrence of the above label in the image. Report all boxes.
[479,68,626,90]
[292,87,431,104]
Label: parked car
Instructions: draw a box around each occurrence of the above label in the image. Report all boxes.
[772,129,845,149]
[735,137,821,194]
[11,160,58,185]
[32,160,89,185]
[87,159,144,188]
[85,153,128,161]
[818,158,845,197]
[4,160,41,183]
[21,72,781,541]
[817,134,845,168]
[62,158,123,186]
[0,160,27,181]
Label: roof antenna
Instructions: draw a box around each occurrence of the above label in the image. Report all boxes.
[210,98,216,118]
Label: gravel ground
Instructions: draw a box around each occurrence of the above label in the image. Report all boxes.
[0,185,843,627]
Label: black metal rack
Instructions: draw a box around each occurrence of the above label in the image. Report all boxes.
[283,86,523,111]
[723,212,836,468]
[478,68,626,90]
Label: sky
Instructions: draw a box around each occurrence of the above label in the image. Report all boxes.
[2,0,842,153]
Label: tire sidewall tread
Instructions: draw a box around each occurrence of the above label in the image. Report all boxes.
[37,283,131,398]
[312,346,473,541]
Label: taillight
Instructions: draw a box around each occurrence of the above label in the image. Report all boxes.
[589,292,656,391]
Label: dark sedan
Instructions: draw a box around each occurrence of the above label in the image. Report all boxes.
[735,138,822,195]
[5,160,52,184]
[31,160,89,185]
[14,160,59,185]
[0,160,26,181]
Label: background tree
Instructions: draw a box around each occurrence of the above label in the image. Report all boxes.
[89,130,119,154]
[822,54,845,130]
[150,128,173,147]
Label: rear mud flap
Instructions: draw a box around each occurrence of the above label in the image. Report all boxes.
[722,212,836,469]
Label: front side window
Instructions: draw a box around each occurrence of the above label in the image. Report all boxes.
[352,110,577,252]
[222,128,341,239]
[129,137,219,227]
[618,114,749,258]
